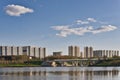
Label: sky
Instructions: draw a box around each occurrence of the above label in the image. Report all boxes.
[0,0,120,55]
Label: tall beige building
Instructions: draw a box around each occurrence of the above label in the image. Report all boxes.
[53,52,62,56]
[68,46,80,57]
[17,47,23,55]
[93,50,119,58]
[84,46,93,58]
[22,46,46,59]
[0,46,18,56]
[0,46,46,59]
[43,48,46,59]
[68,46,74,56]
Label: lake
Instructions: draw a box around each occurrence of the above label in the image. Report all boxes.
[0,67,120,80]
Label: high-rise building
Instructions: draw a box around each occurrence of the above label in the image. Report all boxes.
[93,50,119,58]
[84,46,93,58]
[90,47,93,58]
[17,47,23,55]
[11,46,17,56]
[0,46,46,59]
[53,51,62,56]
[74,46,80,57]
[68,46,80,57]
[0,46,6,56]
[22,46,46,59]
[68,46,74,56]
[0,46,18,56]
[42,48,46,59]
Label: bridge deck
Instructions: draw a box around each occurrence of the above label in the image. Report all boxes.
[54,58,99,62]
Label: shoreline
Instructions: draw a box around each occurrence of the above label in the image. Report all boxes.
[0,65,120,67]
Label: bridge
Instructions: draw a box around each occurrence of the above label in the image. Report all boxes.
[54,58,100,67]
[42,58,101,67]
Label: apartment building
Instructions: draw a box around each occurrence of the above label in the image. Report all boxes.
[0,46,46,59]
[68,46,80,57]
[84,46,93,58]
[93,50,119,58]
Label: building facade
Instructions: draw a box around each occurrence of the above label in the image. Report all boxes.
[93,50,119,58]
[53,52,62,56]
[68,46,80,57]
[84,46,93,58]
[0,46,18,56]
[0,46,46,59]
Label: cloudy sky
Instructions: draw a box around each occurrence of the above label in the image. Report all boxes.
[0,0,120,55]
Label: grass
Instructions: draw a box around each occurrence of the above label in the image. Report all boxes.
[0,60,43,67]
[0,63,41,67]
[94,59,120,66]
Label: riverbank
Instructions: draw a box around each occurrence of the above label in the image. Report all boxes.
[0,60,43,67]
[0,58,120,67]
[0,64,41,67]
[91,59,120,67]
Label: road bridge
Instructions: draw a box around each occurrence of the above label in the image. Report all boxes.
[53,58,100,67]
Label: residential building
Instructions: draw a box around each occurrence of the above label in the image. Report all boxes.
[53,52,62,56]
[93,50,119,58]
[68,46,80,57]
[84,46,93,58]
[22,46,46,59]
[0,46,46,59]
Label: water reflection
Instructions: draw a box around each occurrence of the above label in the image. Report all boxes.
[0,71,47,76]
[68,70,119,80]
[0,67,120,80]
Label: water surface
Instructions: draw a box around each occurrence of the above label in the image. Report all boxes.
[0,67,120,80]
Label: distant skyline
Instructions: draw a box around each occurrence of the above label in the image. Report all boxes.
[0,0,120,55]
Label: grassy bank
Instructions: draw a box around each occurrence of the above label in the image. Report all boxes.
[1,58,120,67]
[0,64,40,67]
[0,60,43,67]
[92,59,120,67]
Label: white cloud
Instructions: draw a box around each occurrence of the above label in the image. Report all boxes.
[52,25,69,30]
[52,26,72,37]
[76,20,89,25]
[52,18,118,37]
[87,18,97,22]
[56,31,71,37]
[5,4,34,16]
[92,25,117,34]
[76,18,97,25]
[52,25,117,37]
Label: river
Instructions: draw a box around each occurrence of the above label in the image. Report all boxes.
[0,67,120,80]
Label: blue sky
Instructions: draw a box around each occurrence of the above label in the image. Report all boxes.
[0,0,120,55]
